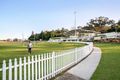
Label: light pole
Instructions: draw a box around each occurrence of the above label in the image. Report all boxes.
[22,33,24,41]
[74,11,77,36]
[115,24,118,39]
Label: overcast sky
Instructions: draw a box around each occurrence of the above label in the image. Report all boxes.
[0,0,120,39]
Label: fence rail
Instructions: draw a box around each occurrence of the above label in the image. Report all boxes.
[0,42,93,80]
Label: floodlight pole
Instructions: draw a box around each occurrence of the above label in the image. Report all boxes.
[115,24,118,39]
[74,11,77,36]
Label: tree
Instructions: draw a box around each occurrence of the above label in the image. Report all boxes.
[117,20,120,26]
[60,28,69,37]
[87,16,115,32]
[107,20,120,32]
[28,35,35,41]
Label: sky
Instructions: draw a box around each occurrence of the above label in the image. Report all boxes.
[0,0,120,40]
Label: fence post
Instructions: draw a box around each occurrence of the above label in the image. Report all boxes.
[19,58,22,80]
[44,54,47,80]
[46,53,49,79]
[24,57,26,80]
[28,56,30,80]
[76,48,78,63]
[38,55,41,80]
[54,52,56,76]
[52,51,55,77]
[74,48,77,63]
[14,58,17,80]
[9,59,12,80]
[41,54,44,80]
[2,60,6,80]
[35,55,37,80]
[32,56,34,80]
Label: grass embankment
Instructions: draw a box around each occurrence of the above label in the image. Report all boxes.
[91,42,120,80]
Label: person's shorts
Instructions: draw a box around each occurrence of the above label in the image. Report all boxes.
[28,48,31,51]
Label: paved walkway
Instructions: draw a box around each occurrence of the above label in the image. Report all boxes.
[55,47,101,80]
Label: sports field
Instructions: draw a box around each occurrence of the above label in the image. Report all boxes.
[0,41,84,67]
[91,42,120,80]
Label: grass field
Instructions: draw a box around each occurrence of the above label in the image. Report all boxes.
[0,41,84,67]
[91,42,120,80]
[0,41,85,79]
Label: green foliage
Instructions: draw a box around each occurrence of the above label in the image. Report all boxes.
[117,20,120,26]
[107,26,120,32]
[28,28,69,41]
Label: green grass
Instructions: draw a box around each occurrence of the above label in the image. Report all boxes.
[0,41,84,66]
[91,42,120,80]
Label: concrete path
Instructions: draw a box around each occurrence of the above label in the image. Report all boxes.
[55,47,101,80]
[68,47,101,80]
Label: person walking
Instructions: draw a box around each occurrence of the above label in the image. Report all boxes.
[28,41,32,54]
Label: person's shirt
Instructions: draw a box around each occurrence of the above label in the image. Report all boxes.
[28,43,32,48]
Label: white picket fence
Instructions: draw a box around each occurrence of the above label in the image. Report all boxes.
[0,42,93,80]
